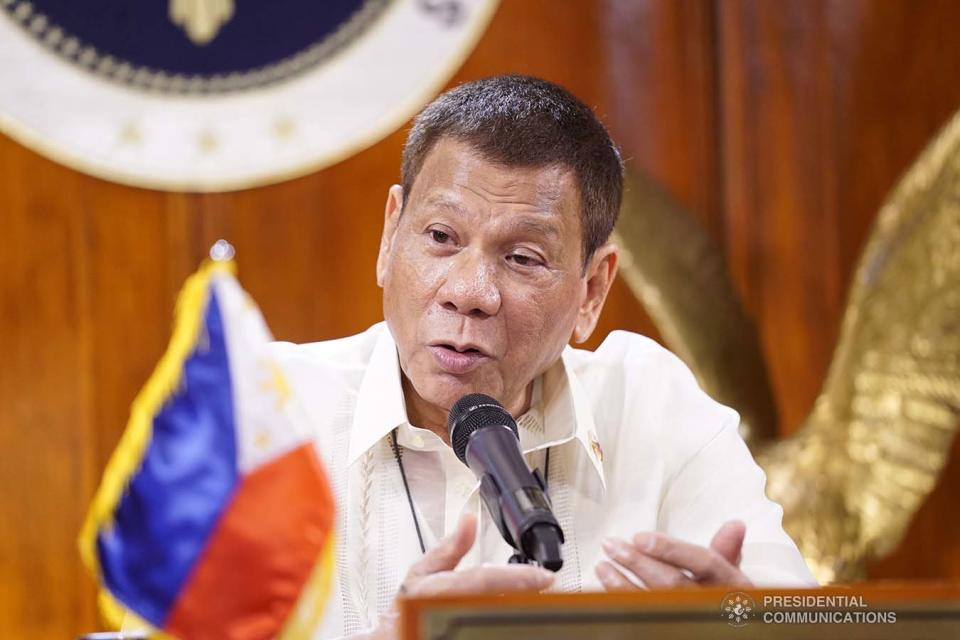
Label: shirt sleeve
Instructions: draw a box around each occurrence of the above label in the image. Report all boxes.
[657,415,818,587]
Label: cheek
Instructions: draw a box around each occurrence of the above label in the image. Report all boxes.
[386,242,433,297]
[384,245,449,331]
[503,278,581,360]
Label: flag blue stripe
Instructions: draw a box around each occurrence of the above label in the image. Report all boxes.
[97,290,239,626]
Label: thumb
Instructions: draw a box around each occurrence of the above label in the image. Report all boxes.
[406,512,478,579]
[710,520,746,566]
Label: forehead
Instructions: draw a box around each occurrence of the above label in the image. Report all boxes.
[408,138,581,224]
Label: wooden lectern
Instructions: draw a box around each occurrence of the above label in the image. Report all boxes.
[401,582,960,639]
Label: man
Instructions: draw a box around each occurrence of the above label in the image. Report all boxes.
[273,75,815,639]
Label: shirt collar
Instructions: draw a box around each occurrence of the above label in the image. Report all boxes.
[536,348,607,490]
[347,324,408,466]
[348,324,606,490]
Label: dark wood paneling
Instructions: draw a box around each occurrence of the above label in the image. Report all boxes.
[603,0,723,243]
[83,183,198,475]
[0,136,98,637]
[837,0,960,284]
[196,148,392,345]
[717,0,847,434]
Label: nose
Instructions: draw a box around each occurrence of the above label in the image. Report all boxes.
[438,250,501,318]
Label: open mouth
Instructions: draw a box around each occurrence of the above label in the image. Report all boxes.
[438,344,483,355]
[429,343,490,374]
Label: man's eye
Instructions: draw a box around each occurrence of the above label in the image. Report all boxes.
[430,229,451,244]
[430,230,449,243]
[508,253,543,267]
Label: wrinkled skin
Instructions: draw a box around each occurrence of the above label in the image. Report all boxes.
[377,137,618,435]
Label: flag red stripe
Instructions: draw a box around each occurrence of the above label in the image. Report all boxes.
[165,443,335,640]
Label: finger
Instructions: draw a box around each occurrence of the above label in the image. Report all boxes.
[633,532,748,585]
[595,560,641,592]
[710,520,746,566]
[406,512,477,579]
[602,538,693,588]
[406,564,554,598]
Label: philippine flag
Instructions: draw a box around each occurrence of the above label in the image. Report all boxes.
[79,254,335,640]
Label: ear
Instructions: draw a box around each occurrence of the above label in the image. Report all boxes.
[572,243,619,344]
[376,185,404,288]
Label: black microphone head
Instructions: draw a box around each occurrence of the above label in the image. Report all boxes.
[447,393,519,463]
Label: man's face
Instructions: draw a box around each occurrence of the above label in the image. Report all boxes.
[377,138,614,420]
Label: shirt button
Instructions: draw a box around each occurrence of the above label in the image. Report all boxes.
[412,434,424,448]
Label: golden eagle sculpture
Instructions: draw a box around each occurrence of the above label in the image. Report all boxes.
[614,109,960,583]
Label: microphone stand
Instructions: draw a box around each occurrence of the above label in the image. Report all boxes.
[508,551,536,565]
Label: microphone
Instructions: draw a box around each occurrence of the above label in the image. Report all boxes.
[447,393,564,571]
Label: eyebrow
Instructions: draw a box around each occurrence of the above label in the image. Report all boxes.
[422,195,562,241]
[514,218,561,241]
[422,194,467,214]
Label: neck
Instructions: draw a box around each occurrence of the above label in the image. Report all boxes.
[401,377,533,445]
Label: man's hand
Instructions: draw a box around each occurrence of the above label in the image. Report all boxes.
[595,520,753,590]
[364,513,555,639]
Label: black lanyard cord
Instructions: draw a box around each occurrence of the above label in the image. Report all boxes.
[390,428,427,554]
[389,427,551,557]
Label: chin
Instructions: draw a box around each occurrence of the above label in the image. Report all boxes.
[420,372,501,411]
[421,377,475,412]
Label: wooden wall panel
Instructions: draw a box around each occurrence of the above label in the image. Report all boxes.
[603,0,723,243]
[83,185,198,475]
[594,0,727,350]
[195,150,393,345]
[717,0,847,434]
[2,1,960,638]
[837,0,960,285]
[0,138,98,637]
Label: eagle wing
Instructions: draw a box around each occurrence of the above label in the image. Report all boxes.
[613,171,780,444]
[760,109,960,581]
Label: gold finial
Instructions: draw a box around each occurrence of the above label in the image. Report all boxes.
[209,239,235,262]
